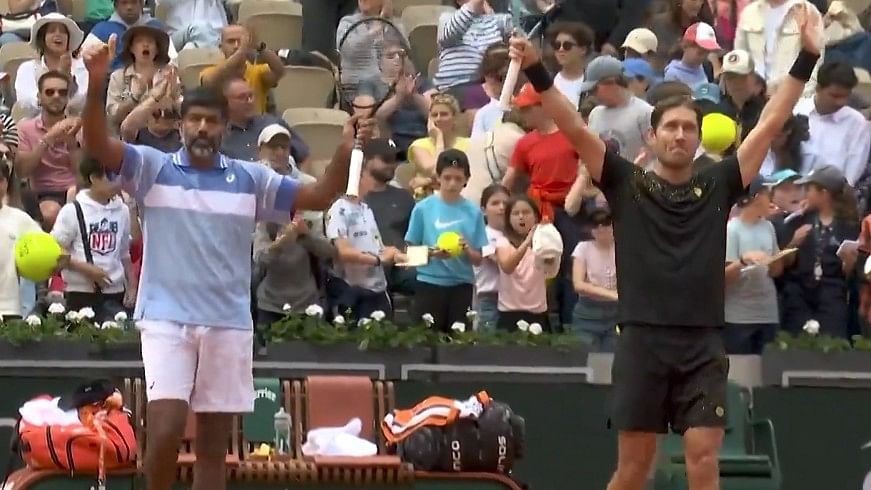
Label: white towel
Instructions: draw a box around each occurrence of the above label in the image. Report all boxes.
[19,396,81,427]
[301,417,378,457]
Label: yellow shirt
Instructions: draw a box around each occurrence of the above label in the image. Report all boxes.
[200,62,271,114]
[408,136,470,171]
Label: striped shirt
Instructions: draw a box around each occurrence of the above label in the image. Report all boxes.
[0,113,18,148]
[433,5,511,90]
[336,13,406,93]
[114,144,299,330]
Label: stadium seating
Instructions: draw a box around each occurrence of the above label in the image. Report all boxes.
[237,0,304,52]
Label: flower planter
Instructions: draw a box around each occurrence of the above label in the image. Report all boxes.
[256,340,433,379]
[761,346,871,387]
[88,341,142,361]
[428,344,590,383]
[0,340,91,361]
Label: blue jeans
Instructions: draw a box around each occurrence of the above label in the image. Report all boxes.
[0,32,25,46]
[568,296,619,352]
[18,279,36,316]
[476,294,498,331]
[551,207,581,328]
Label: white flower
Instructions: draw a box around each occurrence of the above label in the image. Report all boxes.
[359,318,372,327]
[114,311,128,322]
[304,304,324,317]
[24,315,42,327]
[516,320,529,332]
[466,309,477,319]
[333,315,346,325]
[47,303,65,315]
[450,322,466,333]
[78,307,95,320]
[421,313,434,325]
[100,321,119,330]
[528,323,543,335]
[65,311,80,322]
[803,319,820,336]
[282,303,293,313]
[370,310,386,321]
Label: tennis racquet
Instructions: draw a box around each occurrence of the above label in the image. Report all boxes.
[498,1,561,111]
[336,16,411,197]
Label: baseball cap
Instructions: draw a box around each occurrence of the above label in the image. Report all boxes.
[57,379,116,411]
[795,164,847,193]
[721,49,754,75]
[766,169,801,187]
[693,83,721,104]
[580,55,624,93]
[621,28,658,54]
[436,148,471,177]
[512,82,542,108]
[363,138,404,162]
[738,175,768,205]
[683,22,721,51]
[257,124,291,146]
[623,58,656,81]
[532,223,563,279]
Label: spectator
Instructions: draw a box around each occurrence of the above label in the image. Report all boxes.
[474,183,508,330]
[406,149,487,333]
[723,177,782,354]
[253,126,336,326]
[585,56,653,163]
[50,156,135,321]
[646,79,692,105]
[623,58,657,99]
[107,25,176,128]
[718,49,765,145]
[495,195,549,330]
[546,21,595,108]
[713,0,738,50]
[199,25,285,115]
[734,0,824,96]
[16,14,88,119]
[15,71,82,228]
[779,165,859,338]
[570,208,618,351]
[663,22,718,90]
[408,93,469,192]
[0,0,48,46]
[648,0,715,69]
[82,0,114,34]
[469,43,510,135]
[463,121,525,204]
[326,139,407,322]
[359,41,435,154]
[794,62,871,185]
[157,0,226,50]
[119,74,182,152]
[301,0,356,64]
[433,0,511,94]
[620,27,658,62]
[0,159,41,320]
[760,115,809,175]
[82,0,177,71]
[336,0,405,99]
[219,78,311,166]
[691,82,721,115]
[767,169,803,216]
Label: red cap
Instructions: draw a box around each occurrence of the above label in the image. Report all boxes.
[512,83,542,108]
[683,22,720,51]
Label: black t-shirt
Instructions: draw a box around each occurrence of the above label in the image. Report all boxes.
[595,151,746,327]
[364,186,415,249]
[776,211,859,289]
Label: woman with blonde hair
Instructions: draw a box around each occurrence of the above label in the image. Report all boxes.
[408,93,469,193]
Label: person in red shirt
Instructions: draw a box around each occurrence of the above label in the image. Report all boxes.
[502,82,581,328]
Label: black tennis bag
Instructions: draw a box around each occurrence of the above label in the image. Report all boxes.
[396,401,526,474]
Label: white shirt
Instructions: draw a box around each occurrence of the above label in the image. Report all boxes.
[157,0,228,34]
[0,205,41,316]
[474,225,503,294]
[553,72,584,109]
[15,57,90,118]
[471,98,503,137]
[794,97,871,185]
[761,1,791,79]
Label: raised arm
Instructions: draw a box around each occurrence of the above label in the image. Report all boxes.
[736,4,821,187]
[437,2,481,49]
[82,34,125,172]
[507,37,607,182]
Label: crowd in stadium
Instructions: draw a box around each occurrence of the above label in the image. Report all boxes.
[0,0,870,356]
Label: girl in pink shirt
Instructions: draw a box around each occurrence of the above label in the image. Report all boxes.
[495,196,549,331]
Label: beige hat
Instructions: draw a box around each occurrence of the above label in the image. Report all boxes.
[30,13,84,52]
[621,28,658,55]
[722,49,754,75]
[532,224,563,280]
[257,124,291,146]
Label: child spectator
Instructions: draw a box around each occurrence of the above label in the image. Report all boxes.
[474,184,509,329]
[664,22,719,90]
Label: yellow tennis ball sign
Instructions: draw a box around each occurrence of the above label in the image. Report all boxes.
[14,231,62,282]
[701,113,737,155]
[436,231,463,258]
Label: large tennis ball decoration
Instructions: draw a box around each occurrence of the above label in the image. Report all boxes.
[701,113,737,155]
[436,231,463,258]
[14,231,62,282]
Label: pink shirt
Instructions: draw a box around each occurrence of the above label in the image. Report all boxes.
[17,116,77,193]
[572,241,617,290]
[496,236,547,313]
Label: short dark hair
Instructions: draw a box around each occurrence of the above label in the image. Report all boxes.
[478,42,510,81]
[651,96,703,131]
[480,183,509,208]
[181,87,228,119]
[646,81,692,106]
[545,21,594,50]
[589,207,612,226]
[35,24,70,54]
[817,61,858,90]
[37,70,70,92]
[436,148,470,177]
[503,195,541,245]
[78,155,105,187]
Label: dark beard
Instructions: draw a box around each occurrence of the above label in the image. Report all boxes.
[369,167,395,184]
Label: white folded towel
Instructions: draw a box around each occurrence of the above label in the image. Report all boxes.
[301,417,378,457]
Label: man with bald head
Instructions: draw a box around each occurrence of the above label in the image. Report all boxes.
[200,24,285,115]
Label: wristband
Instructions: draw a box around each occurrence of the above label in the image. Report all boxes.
[523,61,553,93]
[789,50,820,83]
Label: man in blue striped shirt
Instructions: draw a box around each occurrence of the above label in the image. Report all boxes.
[81,34,374,490]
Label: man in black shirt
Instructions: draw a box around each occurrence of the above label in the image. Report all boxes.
[508,4,821,489]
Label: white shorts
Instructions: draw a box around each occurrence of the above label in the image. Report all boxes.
[139,320,255,413]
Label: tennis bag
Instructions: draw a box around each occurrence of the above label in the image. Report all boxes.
[397,400,526,474]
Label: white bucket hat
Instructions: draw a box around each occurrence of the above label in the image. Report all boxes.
[30,13,85,53]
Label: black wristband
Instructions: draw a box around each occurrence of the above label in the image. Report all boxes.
[523,61,553,93]
[789,50,820,83]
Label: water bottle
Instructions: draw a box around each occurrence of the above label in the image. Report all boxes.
[274,407,292,456]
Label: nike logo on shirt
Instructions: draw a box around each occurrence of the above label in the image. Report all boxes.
[435,218,463,229]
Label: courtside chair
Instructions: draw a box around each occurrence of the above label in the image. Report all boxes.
[282,107,349,162]
[237,0,303,53]
[177,47,224,88]
[401,5,454,77]
[273,65,336,113]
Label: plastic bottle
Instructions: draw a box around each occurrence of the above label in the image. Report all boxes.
[274,407,292,456]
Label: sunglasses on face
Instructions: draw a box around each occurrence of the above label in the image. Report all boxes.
[551,40,578,51]
[152,109,180,120]
[43,88,68,97]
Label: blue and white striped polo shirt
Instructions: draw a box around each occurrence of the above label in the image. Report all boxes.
[116,143,299,330]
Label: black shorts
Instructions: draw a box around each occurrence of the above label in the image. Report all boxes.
[35,190,68,205]
[610,324,729,434]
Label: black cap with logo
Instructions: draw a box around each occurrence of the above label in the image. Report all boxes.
[363,138,404,163]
